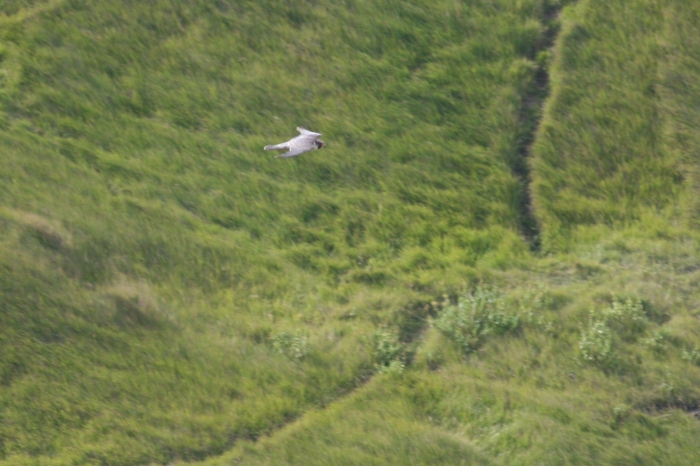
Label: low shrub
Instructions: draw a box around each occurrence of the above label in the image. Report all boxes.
[271,330,311,360]
[371,328,404,372]
[579,316,613,365]
[681,347,700,365]
[579,297,654,367]
[435,287,520,354]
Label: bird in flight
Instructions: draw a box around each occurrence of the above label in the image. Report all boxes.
[264,127,326,158]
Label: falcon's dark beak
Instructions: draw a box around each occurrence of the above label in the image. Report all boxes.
[316,140,326,149]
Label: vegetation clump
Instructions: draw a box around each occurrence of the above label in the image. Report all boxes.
[579,314,613,365]
[435,287,520,354]
[271,330,311,360]
[370,327,405,374]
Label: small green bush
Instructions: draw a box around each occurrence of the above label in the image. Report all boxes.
[579,316,613,365]
[271,330,311,360]
[579,297,653,366]
[681,347,700,365]
[519,284,555,333]
[435,287,520,354]
[644,328,671,354]
[603,297,646,324]
[371,328,404,372]
[602,297,648,341]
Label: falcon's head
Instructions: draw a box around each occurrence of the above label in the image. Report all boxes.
[315,140,326,149]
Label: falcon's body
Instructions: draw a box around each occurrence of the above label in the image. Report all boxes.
[264,127,326,158]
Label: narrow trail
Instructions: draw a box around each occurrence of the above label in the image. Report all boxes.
[189,300,436,465]
[513,2,564,251]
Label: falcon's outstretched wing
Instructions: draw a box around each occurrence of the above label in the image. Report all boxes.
[297,127,322,137]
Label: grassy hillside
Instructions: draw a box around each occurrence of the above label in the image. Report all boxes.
[0,0,555,464]
[202,236,700,465]
[1,0,700,464]
[531,0,687,249]
[195,0,700,464]
[659,0,700,229]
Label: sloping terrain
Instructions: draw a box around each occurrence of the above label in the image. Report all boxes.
[194,0,700,464]
[1,0,699,465]
[530,0,695,248]
[208,237,700,466]
[1,0,552,463]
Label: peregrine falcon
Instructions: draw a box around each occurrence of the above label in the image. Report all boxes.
[264,127,326,158]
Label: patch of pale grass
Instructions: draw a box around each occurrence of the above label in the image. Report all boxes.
[1,208,72,250]
[100,278,167,327]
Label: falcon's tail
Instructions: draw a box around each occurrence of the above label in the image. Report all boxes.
[264,143,288,151]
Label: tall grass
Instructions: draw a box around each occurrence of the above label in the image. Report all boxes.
[530,0,688,250]
[199,235,700,465]
[658,1,700,230]
[2,0,700,463]
[0,0,558,463]
[181,0,700,463]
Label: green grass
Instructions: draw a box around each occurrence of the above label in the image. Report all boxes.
[194,0,700,464]
[531,0,689,249]
[1,0,700,464]
[0,211,372,463]
[0,0,556,463]
[658,0,700,229]
[194,234,700,465]
[201,377,494,466]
